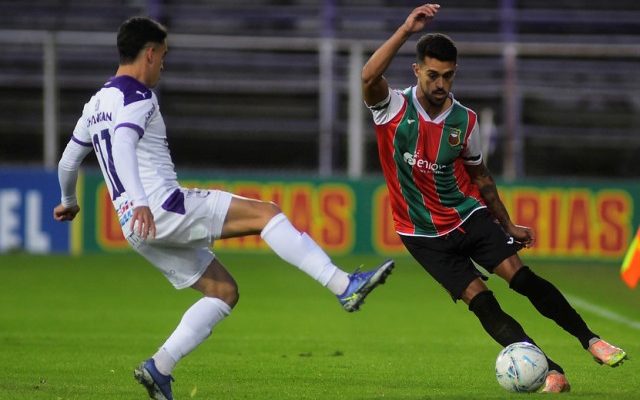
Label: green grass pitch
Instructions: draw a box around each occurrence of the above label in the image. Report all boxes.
[1,252,639,399]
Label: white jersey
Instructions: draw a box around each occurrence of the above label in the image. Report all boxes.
[61,75,234,289]
[71,75,179,222]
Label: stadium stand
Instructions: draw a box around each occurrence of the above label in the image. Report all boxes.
[0,0,639,176]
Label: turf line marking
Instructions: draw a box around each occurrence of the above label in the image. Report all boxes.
[566,295,640,331]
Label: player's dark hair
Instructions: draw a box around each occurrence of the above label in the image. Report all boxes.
[416,33,457,64]
[117,17,167,64]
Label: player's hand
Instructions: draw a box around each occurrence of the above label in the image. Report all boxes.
[53,203,80,221]
[130,206,156,240]
[507,224,535,248]
[402,3,440,34]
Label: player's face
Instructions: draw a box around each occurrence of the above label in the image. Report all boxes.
[148,40,168,87]
[413,57,456,108]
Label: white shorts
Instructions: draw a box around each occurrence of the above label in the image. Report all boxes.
[124,188,233,289]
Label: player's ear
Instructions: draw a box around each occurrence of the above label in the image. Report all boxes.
[412,63,420,78]
[144,45,155,64]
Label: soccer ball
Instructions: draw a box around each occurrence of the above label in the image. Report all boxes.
[495,342,548,392]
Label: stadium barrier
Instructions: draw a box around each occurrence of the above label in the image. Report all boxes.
[0,169,71,253]
[0,168,637,261]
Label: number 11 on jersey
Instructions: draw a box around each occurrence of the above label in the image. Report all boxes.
[93,128,125,200]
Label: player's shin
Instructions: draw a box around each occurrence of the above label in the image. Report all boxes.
[154,297,231,375]
[469,291,567,376]
[468,290,533,347]
[509,266,596,349]
[260,213,348,294]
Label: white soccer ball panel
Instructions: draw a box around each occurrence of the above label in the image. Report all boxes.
[495,342,549,392]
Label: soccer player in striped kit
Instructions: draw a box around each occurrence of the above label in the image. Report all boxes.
[53,16,394,400]
[362,3,626,393]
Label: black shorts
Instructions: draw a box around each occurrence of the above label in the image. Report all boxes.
[400,208,520,301]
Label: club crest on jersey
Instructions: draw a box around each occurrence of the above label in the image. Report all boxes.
[446,127,462,147]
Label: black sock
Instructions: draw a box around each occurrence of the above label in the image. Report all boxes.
[510,266,597,349]
[469,290,534,347]
[546,358,564,374]
[468,291,564,374]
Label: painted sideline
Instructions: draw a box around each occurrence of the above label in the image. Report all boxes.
[566,295,640,331]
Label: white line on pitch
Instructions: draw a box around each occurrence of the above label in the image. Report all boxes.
[566,295,640,331]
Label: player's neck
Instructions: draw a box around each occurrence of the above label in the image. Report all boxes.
[415,88,451,120]
[421,97,451,120]
[115,65,150,88]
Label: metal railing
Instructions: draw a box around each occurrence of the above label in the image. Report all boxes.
[0,29,639,179]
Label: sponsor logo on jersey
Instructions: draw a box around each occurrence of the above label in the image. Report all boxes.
[115,198,133,227]
[402,152,448,174]
[144,103,156,126]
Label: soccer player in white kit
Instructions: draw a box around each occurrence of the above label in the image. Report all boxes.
[53,17,394,400]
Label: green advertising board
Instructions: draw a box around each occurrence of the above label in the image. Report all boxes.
[73,172,638,262]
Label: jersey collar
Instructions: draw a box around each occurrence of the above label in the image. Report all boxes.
[411,86,457,124]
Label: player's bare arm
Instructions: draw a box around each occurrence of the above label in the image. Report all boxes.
[465,163,535,247]
[362,3,440,106]
[53,203,80,221]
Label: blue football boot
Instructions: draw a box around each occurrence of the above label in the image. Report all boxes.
[134,358,174,400]
[337,259,394,312]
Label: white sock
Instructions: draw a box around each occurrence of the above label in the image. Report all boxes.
[153,297,231,375]
[326,269,350,295]
[152,348,175,376]
[261,213,349,295]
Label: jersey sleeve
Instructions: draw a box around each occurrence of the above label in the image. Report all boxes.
[367,88,406,126]
[112,126,149,207]
[70,102,93,147]
[58,139,93,207]
[112,96,155,207]
[461,120,483,165]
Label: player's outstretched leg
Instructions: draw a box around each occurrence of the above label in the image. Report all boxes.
[336,259,394,312]
[509,266,629,367]
[541,370,571,393]
[588,338,628,367]
[134,358,174,400]
[509,266,599,347]
[259,211,394,311]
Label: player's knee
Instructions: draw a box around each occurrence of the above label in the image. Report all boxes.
[202,280,239,308]
[217,281,240,308]
[225,287,240,309]
[468,290,499,316]
[257,201,283,230]
[263,201,281,218]
[509,266,536,294]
